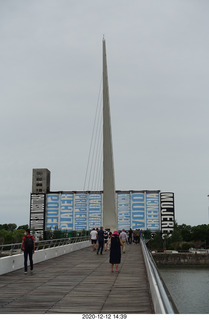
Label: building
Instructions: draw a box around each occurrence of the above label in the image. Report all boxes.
[32,168,50,193]
[30,169,175,240]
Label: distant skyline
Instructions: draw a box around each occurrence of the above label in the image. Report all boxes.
[1,0,209,227]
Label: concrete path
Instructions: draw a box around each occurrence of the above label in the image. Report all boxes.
[0,243,154,314]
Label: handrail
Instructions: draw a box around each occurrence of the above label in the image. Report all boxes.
[141,238,178,314]
[0,236,89,257]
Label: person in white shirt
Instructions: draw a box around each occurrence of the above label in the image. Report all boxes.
[119,229,128,253]
[90,228,98,251]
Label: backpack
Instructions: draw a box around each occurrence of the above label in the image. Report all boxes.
[24,235,34,250]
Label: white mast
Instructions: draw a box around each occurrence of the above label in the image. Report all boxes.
[103,37,117,232]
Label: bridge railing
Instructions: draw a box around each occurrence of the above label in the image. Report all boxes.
[141,238,178,314]
[0,236,89,257]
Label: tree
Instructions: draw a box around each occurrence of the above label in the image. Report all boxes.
[147,231,164,250]
[14,229,25,243]
[179,224,192,242]
[0,224,17,231]
[17,224,28,230]
[2,224,9,230]
[191,224,209,245]
[7,224,17,231]
[0,230,14,244]
[169,222,183,243]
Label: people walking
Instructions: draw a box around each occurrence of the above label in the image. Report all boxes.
[95,228,99,249]
[138,229,141,244]
[21,229,35,274]
[135,229,140,244]
[106,231,112,251]
[128,228,133,244]
[119,229,128,253]
[109,231,123,273]
[133,229,137,244]
[90,228,98,251]
[97,226,105,255]
[104,229,109,251]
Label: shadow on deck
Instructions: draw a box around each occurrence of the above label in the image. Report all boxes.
[0,243,154,314]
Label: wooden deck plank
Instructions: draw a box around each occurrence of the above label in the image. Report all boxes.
[0,243,154,314]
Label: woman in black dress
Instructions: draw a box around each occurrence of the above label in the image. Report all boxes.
[109,231,123,273]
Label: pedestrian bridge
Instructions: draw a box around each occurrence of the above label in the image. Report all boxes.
[0,241,177,314]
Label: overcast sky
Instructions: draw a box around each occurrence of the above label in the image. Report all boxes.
[1,0,209,227]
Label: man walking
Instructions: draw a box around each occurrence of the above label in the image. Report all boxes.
[21,229,35,274]
[135,229,140,244]
[90,228,98,251]
[97,226,105,255]
[138,229,141,244]
[119,229,128,253]
[128,228,133,244]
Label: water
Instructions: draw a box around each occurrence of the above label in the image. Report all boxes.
[159,267,209,314]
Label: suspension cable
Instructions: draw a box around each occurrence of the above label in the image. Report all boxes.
[83,75,103,191]
[90,101,103,190]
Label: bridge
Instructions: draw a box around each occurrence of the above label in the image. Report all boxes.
[0,39,177,314]
[0,239,177,314]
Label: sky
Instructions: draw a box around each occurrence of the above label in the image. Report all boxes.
[1,0,209,227]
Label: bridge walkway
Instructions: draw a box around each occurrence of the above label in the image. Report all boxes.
[0,243,154,314]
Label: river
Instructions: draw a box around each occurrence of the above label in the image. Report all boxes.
[159,266,209,314]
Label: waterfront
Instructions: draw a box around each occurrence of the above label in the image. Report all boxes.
[159,266,209,314]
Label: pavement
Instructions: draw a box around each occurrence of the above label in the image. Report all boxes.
[0,243,154,314]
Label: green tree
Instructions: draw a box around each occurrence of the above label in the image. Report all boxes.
[191,224,209,245]
[147,231,164,250]
[169,222,183,243]
[179,224,192,242]
[2,224,9,230]
[13,229,25,243]
[7,223,17,231]
[0,230,15,244]
[17,224,28,230]
[0,223,17,231]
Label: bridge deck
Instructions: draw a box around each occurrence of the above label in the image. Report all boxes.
[0,243,154,314]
